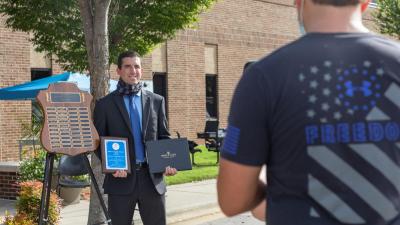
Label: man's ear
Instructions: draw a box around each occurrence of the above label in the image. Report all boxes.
[361,0,371,12]
[295,0,302,9]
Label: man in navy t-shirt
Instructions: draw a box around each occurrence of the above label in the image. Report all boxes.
[217,0,400,224]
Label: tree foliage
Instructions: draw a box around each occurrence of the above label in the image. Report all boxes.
[375,0,400,40]
[0,0,216,71]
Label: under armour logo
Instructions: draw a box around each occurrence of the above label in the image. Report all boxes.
[345,81,372,97]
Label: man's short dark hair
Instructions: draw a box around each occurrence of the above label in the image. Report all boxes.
[117,51,141,69]
[311,0,362,6]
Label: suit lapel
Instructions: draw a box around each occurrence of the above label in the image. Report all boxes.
[141,90,150,139]
[112,92,133,135]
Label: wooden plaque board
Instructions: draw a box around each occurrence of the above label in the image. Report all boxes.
[37,83,99,156]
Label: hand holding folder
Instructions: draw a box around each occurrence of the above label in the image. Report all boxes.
[145,138,192,174]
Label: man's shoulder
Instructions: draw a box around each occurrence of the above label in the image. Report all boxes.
[253,36,307,69]
[143,90,164,101]
[96,91,118,105]
[368,33,400,45]
[254,33,400,70]
[367,34,400,53]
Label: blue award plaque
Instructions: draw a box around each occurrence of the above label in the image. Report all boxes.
[101,137,131,173]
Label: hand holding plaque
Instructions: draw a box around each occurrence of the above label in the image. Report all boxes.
[101,137,131,174]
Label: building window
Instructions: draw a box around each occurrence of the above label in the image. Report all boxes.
[31,68,51,81]
[205,44,218,120]
[153,72,168,117]
[206,74,218,119]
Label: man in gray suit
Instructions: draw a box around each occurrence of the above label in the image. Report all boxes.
[94,51,177,225]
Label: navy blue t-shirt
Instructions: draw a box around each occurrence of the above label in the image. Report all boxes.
[221,33,400,225]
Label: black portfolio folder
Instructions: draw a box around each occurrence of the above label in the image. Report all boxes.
[145,138,192,173]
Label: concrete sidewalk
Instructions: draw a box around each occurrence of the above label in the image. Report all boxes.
[0,199,16,218]
[1,179,223,225]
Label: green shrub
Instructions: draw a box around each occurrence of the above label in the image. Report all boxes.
[8,181,61,225]
[19,148,61,182]
[71,174,90,182]
[19,149,47,182]
[4,211,35,225]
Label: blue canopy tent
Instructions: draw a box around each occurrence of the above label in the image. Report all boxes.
[0,72,118,100]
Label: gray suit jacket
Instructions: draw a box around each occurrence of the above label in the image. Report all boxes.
[94,89,170,195]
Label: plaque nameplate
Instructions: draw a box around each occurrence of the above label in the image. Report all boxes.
[50,93,81,103]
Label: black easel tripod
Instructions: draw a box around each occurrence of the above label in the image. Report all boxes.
[38,152,112,225]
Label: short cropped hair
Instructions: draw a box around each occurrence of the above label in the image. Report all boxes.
[311,0,362,6]
[117,51,141,69]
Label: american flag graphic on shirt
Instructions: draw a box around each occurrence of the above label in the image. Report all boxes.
[298,60,400,224]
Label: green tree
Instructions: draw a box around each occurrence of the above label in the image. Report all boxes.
[0,0,216,224]
[0,0,215,71]
[375,0,400,40]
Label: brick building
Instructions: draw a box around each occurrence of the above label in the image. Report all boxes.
[0,0,378,199]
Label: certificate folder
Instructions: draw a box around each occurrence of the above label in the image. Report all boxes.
[145,138,192,174]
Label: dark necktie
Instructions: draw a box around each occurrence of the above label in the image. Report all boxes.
[128,95,145,162]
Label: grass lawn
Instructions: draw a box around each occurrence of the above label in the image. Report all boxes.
[165,145,219,185]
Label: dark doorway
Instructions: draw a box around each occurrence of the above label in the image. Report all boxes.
[153,72,168,117]
[206,74,218,120]
[31,68,52,81]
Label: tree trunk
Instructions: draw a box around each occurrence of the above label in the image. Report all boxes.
[78,0,111,224]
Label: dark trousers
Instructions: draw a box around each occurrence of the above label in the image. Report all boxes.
[108,168,166,225]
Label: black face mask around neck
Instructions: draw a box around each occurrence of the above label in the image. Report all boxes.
[116,79,143,96]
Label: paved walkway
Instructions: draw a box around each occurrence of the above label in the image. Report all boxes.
[61,179,220,225]
[0,199,16,218]
[1,167,268,225]
[1,179,225,225]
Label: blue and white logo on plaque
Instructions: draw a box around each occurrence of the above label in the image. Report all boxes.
[104,139,128,170]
